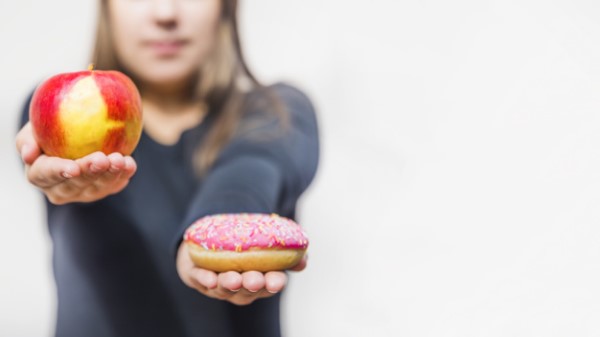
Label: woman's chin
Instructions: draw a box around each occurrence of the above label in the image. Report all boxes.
[138,72,198,93]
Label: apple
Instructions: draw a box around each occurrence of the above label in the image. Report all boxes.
[29,66,143,160]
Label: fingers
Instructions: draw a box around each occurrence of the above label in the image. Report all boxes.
[76,152,111,180]
[100,154,137,195]
[107,152,126,174]
[20,144,42,166]
[122,156,138,180]
[175,241,295,306]
[26,155,80,188]
[185,268,282,305]
[189,269,244,301]
[242,271,265,293]
[26,151,138,204]
[215,271,284,305]
[191,268,218,290]
[16,122,42,165]
[92,153,126,191]
[216,271,243,294]
[216,271,258,305]
[65,152,135,195]
[264,271,287,294]
[78,152,136,186]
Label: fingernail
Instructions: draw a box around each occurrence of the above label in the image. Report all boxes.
[108,165,119,174]
[267,290,278,294]
[230,288,241,293]
[90,164,100,173]
[62,172,72,179]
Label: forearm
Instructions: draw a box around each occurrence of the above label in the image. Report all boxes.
[173,155,284,255]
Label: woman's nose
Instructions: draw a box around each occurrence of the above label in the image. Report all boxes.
[153,0,178,28]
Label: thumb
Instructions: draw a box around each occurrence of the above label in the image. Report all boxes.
[289,254,308,272]
[16,122,42,165]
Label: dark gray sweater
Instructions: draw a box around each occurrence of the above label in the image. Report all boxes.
[19,83,319,337]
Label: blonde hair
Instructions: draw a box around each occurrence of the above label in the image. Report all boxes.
[92,0,285,175]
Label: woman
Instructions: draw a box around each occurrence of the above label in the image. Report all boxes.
[15,0,319,336]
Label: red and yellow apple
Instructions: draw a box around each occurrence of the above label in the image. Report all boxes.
[29,67,143,160]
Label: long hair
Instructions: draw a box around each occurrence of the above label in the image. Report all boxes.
[91,0,285,175]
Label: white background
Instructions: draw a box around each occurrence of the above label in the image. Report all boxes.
[1,0,600,336]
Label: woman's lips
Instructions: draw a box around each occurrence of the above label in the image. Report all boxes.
[145,40,188,57]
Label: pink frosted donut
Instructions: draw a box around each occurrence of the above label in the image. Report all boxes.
[184,213,309,272]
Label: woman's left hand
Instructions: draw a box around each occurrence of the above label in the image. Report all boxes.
[176,242,306,306]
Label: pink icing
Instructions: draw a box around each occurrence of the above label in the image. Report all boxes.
[184,213,309,252]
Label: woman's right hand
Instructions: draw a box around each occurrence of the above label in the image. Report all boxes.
[16,122,137,205]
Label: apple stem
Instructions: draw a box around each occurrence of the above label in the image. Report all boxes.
[88,63,95,71]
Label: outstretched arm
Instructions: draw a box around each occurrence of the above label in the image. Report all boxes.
[175,84,319,306]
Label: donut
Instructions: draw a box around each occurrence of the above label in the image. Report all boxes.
[184,213,309,272]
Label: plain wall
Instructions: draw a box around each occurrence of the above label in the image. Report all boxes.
[1,1,600,336]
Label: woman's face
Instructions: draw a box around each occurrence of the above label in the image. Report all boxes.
[108,0,222,89]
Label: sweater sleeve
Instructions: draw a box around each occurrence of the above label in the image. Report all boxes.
[173,84,320,255]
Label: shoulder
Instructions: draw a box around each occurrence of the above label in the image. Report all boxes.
[248,81,313,103]
[241,82,318,135]
[273,83,318,126]
[214,82,320,190]
[224,82,320,160]
[269,82,314,108]
[246,82,316,115]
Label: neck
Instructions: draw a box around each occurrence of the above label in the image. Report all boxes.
[138,79,207,145]
[138,79,197,112]
[136,72,197,106]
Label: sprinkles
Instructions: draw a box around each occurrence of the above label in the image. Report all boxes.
[184,213,309,252]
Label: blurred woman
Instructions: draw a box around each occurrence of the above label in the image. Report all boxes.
[15,0,319,336]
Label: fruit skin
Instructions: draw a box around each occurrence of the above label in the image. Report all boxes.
[29,69,143,160]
